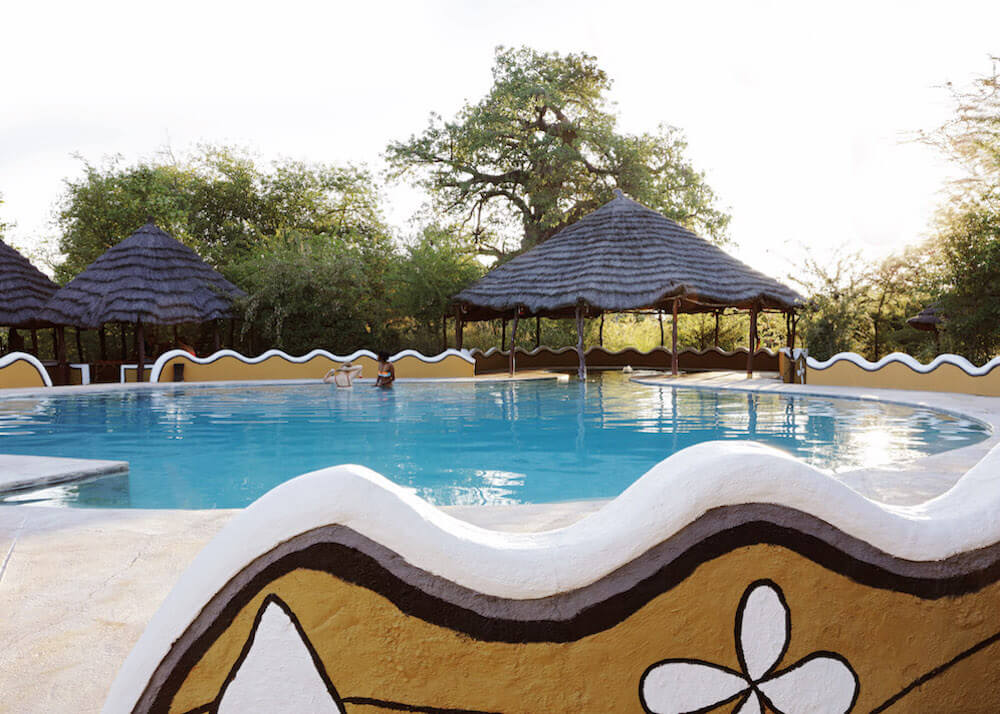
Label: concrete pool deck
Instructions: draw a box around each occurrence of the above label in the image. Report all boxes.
[2,373,1000,711]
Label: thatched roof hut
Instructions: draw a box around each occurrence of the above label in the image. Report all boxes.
[907,304,942,332]
[454,191,801,320]
[0,238,58,327]
[453,191,802,377]
[41,221,244,381]
[42,221,243,328]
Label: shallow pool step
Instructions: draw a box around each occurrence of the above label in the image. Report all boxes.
[0,454,129,495]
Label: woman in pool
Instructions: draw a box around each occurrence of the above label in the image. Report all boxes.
[375,351,395,388]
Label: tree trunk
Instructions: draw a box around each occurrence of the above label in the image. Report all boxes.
[535,316,541,349]
[120,322,128,361]
[599,313,605,347]
[501,319,507,349]
[441,315,448,353]
[455,313,464,350]
[671,299,679,376]
[136,320,145,383]
[98,325,107,361]
[509,312,519,376]
[714,312,720,347]
[746,305,758,378]
[213,321,221,353]
[31,329,39,356]
[575,305,586,380]
[658,310,664,347]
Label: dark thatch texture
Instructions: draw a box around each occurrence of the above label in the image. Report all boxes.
[0,239,59,326]
[907,304,942,332]
[454,191,802,320]
[41,222,244,328]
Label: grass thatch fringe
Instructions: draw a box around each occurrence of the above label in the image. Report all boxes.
[41,222,245,327]
[0,239,59,326]
[455,191,802,317]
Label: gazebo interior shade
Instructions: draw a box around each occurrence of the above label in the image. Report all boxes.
[454,191,802,321]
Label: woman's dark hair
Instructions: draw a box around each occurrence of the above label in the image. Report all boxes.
[377,350,390,362]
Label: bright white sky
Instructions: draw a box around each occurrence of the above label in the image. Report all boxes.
[2,0,998,282]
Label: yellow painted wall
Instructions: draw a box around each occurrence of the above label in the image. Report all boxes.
[154,352,474,383]
[165,545,1000,714]
[0,359,48,389]
[155,354,378,383]
[123,367,154,383]
[391,354,474,379]
[809,360,1000,396]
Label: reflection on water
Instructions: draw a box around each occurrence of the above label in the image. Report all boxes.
[0,374,988,509]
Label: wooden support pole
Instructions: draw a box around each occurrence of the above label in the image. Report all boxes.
[501,318,507,349]
[442,315,448,353]
[535,316,541,349]
[508,311,519,377]
[790,313,797,351]
[658,309,664,347]
[75,327,84,363]
[599,313,605,347]
[455,313,464,351]
[714,311,720,347]
[671,299,679,376]
[31,328,39,356]
[136,320,146,383]
[120,322,128,361]
[575,305,587,380]
[229,319,236,351]
[213,321,221,352]
[747,304,758,378]
[54,326,69,385]
[98,325,107,361]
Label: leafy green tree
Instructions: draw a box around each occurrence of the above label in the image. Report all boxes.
[921,59,1000,362]
[388,226,484,352]
[387,46,730,256]
[791,250,871,361]
[934,194,1000,362]
[226,230,394,354]
[53,147,385,281]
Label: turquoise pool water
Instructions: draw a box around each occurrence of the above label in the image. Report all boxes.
[0,374,989,509]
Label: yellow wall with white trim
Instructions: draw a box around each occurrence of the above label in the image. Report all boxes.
[809,360,1000,396]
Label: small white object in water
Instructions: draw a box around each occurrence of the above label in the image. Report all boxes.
[622,365,634,374]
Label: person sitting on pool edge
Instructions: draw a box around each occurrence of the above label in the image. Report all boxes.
[375,351,395,388]
[323,362,363,388]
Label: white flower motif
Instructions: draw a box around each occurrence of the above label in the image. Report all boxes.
[639,579,859,714]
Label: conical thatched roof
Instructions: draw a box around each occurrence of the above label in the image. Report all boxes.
[907,303,942,332]
[0,239,59,327]
[41,222,244,327]
[454,191,802,319]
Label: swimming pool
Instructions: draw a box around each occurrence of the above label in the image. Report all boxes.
[0,374,989,508]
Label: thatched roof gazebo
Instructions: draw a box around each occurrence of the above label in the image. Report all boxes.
[453,191,802,378]
[41,221,244,381]
[0,238,59,354]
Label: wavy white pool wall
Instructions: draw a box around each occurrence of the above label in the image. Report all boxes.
[149,348,475,383]
[807,351,1000,396]
[108,438,1000,713]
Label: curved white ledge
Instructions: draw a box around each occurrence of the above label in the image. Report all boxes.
[0,351,53,387]
[808,351,1000,376]
[389,348,475,364]
[105,438,1000,712]
[149,348,473,382]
